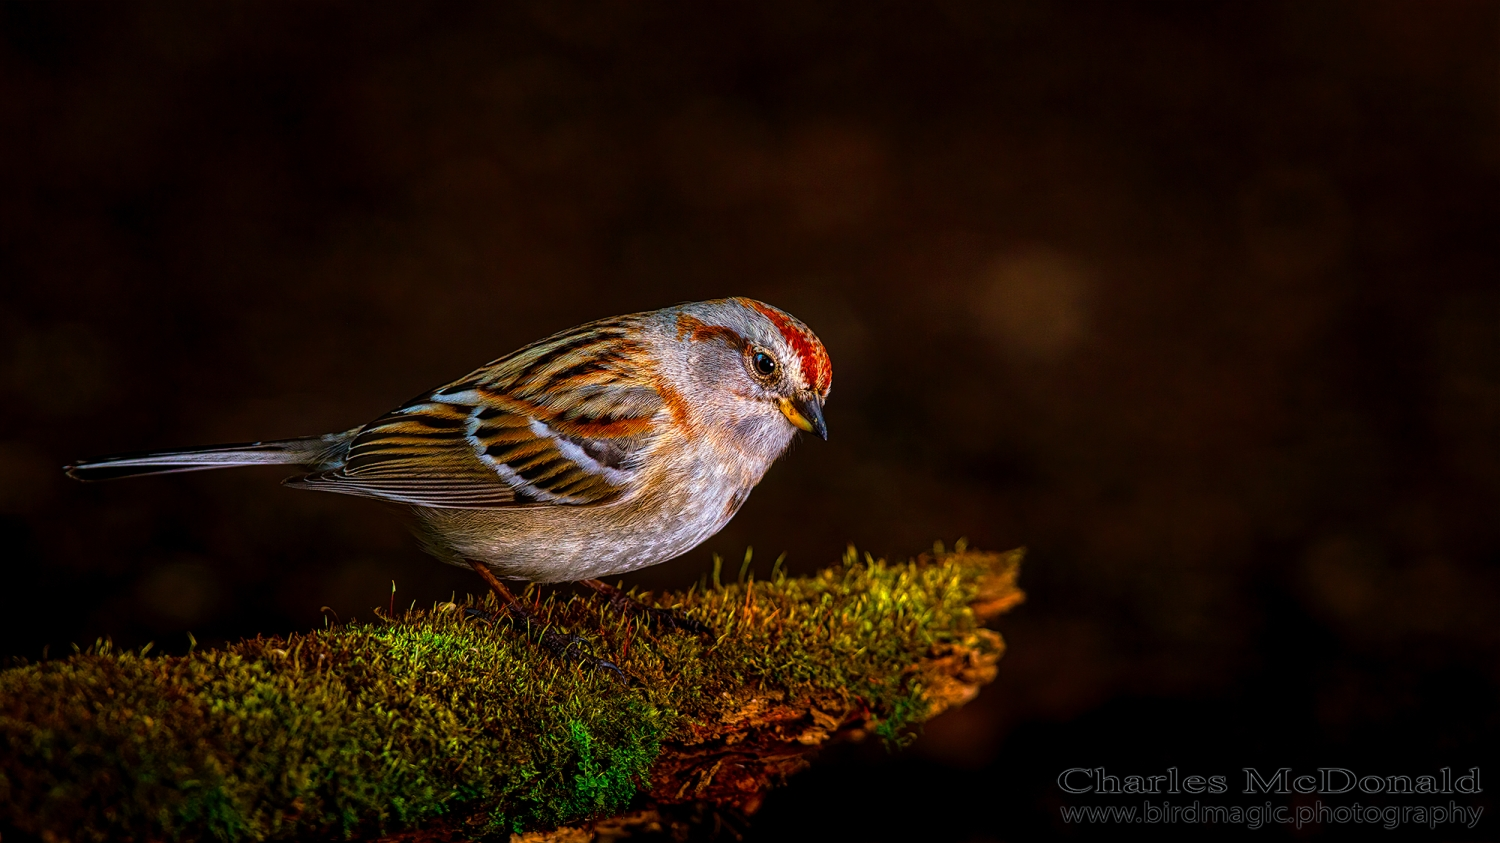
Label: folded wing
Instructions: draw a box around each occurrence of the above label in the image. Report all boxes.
[286,317,661,509]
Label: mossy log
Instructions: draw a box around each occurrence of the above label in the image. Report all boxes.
[0,545,1023,842]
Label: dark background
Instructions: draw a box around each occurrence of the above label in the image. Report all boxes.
[2,2,1497,840]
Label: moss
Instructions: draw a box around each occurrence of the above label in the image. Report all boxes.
[0,544,1022,842]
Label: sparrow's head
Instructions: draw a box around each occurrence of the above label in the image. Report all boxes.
[670,298,832,441]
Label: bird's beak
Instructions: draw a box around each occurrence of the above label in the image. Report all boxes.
[779,394,828,440]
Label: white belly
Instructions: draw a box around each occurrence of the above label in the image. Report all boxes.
[414,444,764,583]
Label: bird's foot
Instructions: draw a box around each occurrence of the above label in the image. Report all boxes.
[466,561,630,683]
[463,605,630,684]
[580,579,716,636]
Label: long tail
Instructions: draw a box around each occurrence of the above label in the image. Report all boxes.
[65,431,356,482]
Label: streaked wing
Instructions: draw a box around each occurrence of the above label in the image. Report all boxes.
[285,316,662,509]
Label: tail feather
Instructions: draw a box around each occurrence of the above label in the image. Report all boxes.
[65,431,355,482]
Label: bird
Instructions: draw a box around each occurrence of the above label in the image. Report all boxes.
[66,297,831,669]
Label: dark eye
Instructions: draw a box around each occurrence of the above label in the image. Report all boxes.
[752,351,778,377]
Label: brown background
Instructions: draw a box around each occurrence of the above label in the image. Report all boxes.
[1,2,1496,840]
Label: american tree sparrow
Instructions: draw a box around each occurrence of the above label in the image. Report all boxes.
[68,298,831,664]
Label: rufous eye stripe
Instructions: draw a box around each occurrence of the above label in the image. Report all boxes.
[741,299,832,394]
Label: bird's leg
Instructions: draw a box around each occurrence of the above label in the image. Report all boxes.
[467,560,628,682]
[579,578,715,635]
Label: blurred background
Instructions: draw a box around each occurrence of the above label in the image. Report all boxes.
[1,2,1496,840]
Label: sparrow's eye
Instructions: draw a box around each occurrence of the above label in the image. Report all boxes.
[752,351,778,377]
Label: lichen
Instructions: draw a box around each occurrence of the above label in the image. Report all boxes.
[0,544,1022,842]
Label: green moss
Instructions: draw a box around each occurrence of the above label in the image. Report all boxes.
[0,544,1018,842]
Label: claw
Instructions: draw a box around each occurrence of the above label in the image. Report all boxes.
[633,603,715,635]
[464,561,634,683]
[580,578,717,636]
[534,626,631,684]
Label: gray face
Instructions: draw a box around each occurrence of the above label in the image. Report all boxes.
[668,299,826,448]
